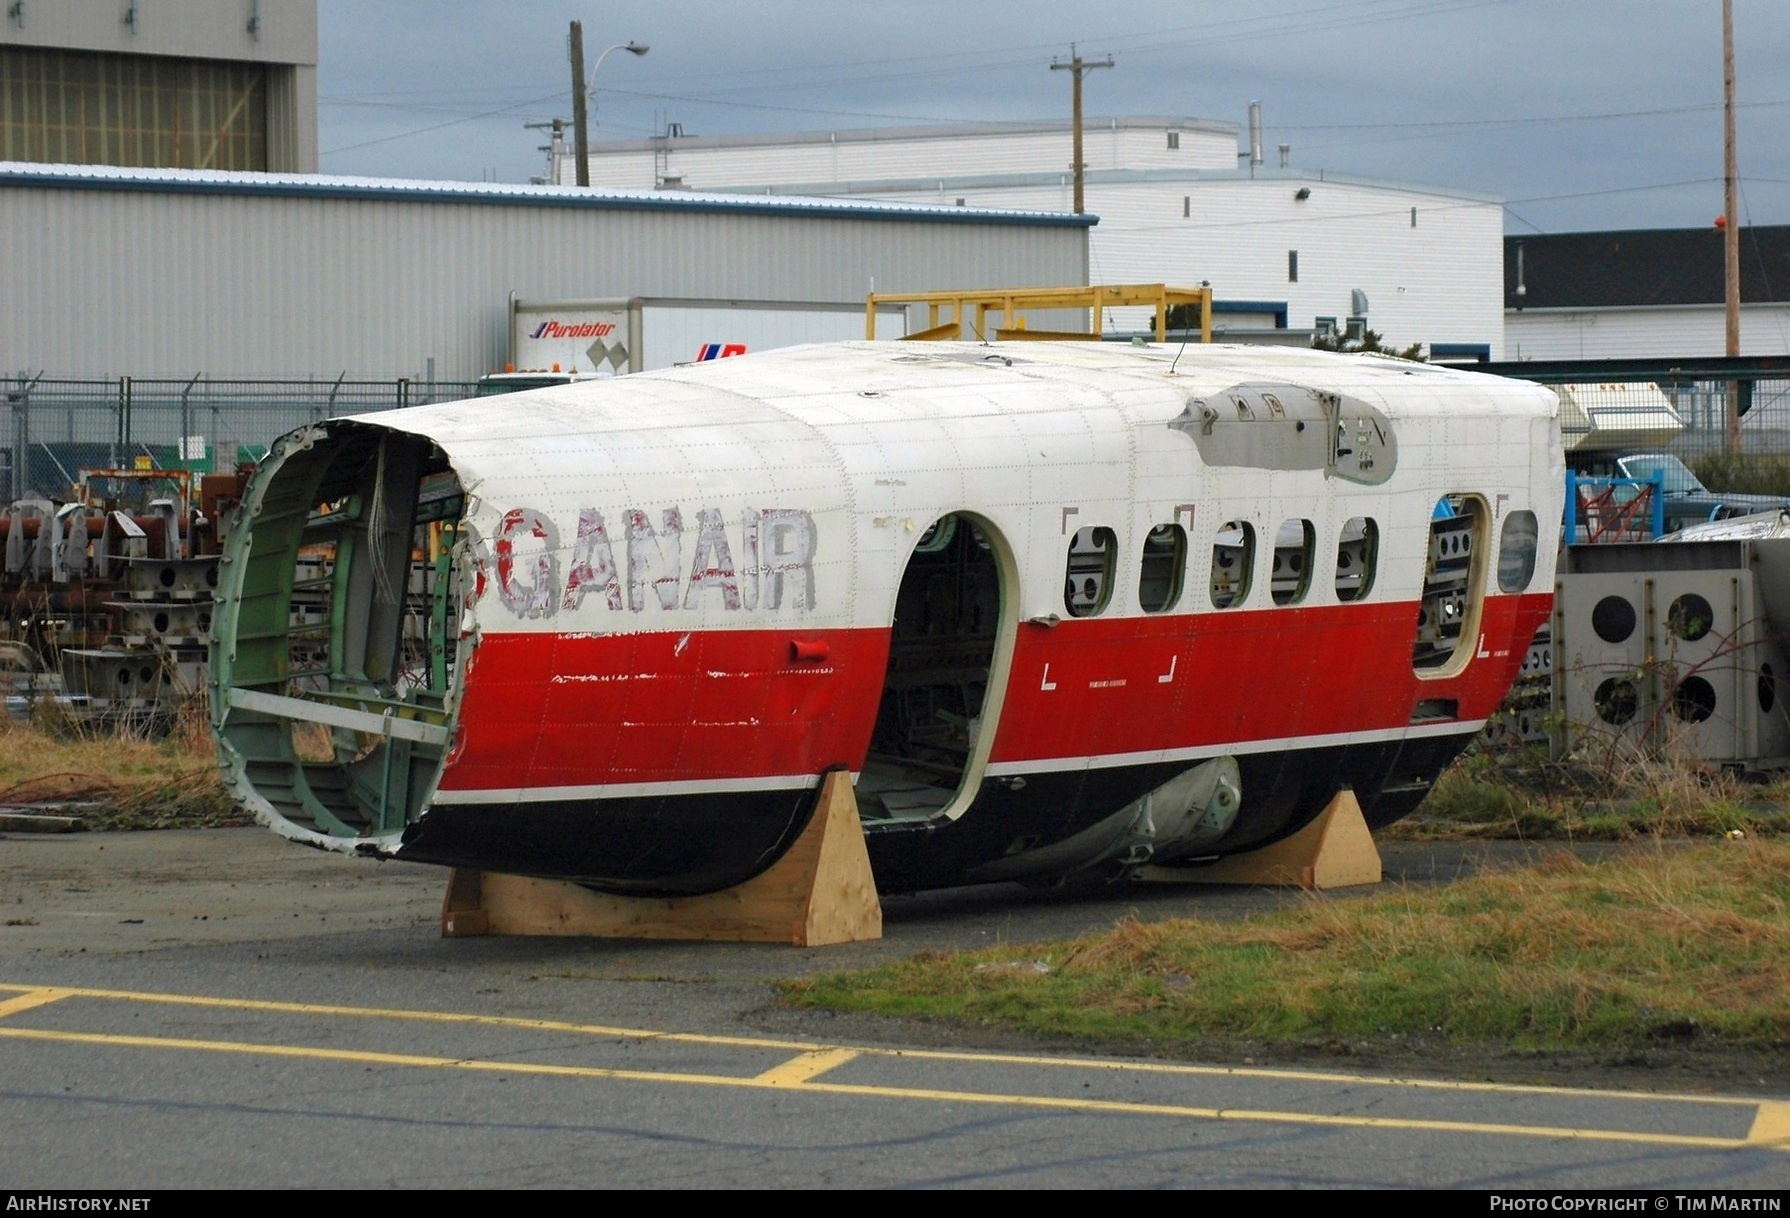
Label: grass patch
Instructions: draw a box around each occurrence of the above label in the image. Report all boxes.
[1383,746,1790,841]
[783,839,1790,1052]
[0,701,247,830]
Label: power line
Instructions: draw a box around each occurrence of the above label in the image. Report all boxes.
[316,90,1790,157]
[322,91,563,157]
[1081,0,1510,62]
[316,0,1496,112]
[583,0,1487,98]
[1281,99,1790,134]
[595,86,974,127]
[1503,206,1546,234]
[1505,178,1719,205]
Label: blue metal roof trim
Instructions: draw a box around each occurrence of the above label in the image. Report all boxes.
[1429,343,1491,363]
[1212,299,1290,328]
[0,162,1096,228]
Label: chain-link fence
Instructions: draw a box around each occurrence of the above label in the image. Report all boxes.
[9,368,1790,503]
[1504,373,1790,478]
[0,376,481,499]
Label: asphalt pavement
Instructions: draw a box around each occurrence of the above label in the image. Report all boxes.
[0,827,1784,1190]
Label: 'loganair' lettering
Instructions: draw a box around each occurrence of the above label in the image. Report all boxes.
[493,506,816,619]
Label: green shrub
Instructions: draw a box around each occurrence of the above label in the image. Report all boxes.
[1689,452,1790,497]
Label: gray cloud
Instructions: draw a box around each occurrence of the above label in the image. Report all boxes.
[319,0,1790,233]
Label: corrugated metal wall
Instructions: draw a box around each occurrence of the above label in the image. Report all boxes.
[1505,305,1790,360]
[2,182,1087,379]
[1,0,320,171]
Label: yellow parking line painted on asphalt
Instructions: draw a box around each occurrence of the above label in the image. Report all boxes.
[862,1045,1772,1109]
[0,981,824,1052]
[0,1023,1768,1153]
[0,979,1771,1112]
[0,988,70,1019]
[754,1048,861,1086]
[1749,1102,1790,1147]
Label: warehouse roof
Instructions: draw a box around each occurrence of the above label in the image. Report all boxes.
[586,115,1241,154]
[1505,226,1790,309]
[736,165,1502,204]
[0,162,1096,227]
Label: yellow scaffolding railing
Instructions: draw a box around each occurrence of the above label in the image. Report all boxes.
[865,283,1213,345]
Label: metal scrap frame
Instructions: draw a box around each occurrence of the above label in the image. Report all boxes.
[866,283,1213,344]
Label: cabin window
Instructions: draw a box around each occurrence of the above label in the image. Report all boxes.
[1335,516,1378,602]
[1271,519,1315,605]
[1138,524,1186,613]
[1064,526,1116,617]
[1209,520,1255,609]
[1413,496,1488,673]
[1498,510,1540,592]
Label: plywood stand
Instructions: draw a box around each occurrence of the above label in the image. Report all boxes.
[440,769,883,946]
[1137,787,1383,891]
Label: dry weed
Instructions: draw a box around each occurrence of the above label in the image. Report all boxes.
[1395,741,1790,841]
[0,697,244,828]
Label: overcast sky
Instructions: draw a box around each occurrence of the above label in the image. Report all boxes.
[317,0,1790,235]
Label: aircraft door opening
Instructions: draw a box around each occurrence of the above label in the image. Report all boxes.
[859,513,1016,823]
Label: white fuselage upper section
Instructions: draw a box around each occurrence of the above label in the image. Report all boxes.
[357,341,1562,638]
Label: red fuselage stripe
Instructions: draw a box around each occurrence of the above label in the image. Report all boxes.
[437,593,1551,793]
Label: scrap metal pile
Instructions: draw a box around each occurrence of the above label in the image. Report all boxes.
[0,467,249,730]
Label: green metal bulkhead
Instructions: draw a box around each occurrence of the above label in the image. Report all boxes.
[208,421,467,852]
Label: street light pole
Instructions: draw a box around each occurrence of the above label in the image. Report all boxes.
[1723,0,1742,454]
[567,26,649,189]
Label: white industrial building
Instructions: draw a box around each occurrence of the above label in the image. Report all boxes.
[572,117,1507,359]
[1504,228,1790,360]
[0,162,1090,381]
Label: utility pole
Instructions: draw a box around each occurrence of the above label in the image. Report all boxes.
[1723,0,1742,453]
[570,20,589,187]
[524,117,566,185]
[1050,44,1113,215]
